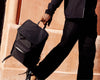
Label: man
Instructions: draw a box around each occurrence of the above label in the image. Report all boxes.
[31,0,97,80]
[0,0,6,44]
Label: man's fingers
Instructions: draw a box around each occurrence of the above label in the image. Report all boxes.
[41,17,45,22]
[43,21,47,25]
[41,13,51,25]
[41,18,47,25]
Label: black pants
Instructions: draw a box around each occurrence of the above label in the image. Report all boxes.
[0,0,6,44]
[33,16,97,80]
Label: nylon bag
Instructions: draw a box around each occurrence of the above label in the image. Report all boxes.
[2,19,48,72]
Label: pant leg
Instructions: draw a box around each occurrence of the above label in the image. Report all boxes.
[33,21,80,79]
[77,16,97,80]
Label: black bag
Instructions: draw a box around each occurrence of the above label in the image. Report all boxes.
[2,20,49,71]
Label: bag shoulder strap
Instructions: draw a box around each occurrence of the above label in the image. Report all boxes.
[2,54,12,63]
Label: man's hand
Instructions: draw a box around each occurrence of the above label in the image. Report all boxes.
[41,13,51,25]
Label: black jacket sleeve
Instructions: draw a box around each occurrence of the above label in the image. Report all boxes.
[45,0,63,16]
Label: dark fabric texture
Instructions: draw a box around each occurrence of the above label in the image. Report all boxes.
[32,0,97,79]
[33,16,97,80]
[45,0,97,19]
[3,20,49,71]
[18,20,48,46]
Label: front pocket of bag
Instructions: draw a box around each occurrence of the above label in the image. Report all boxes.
[14,39,31,54]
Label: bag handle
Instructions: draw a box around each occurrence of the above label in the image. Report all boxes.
[2,54,12,63]
[37,20,47,30]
